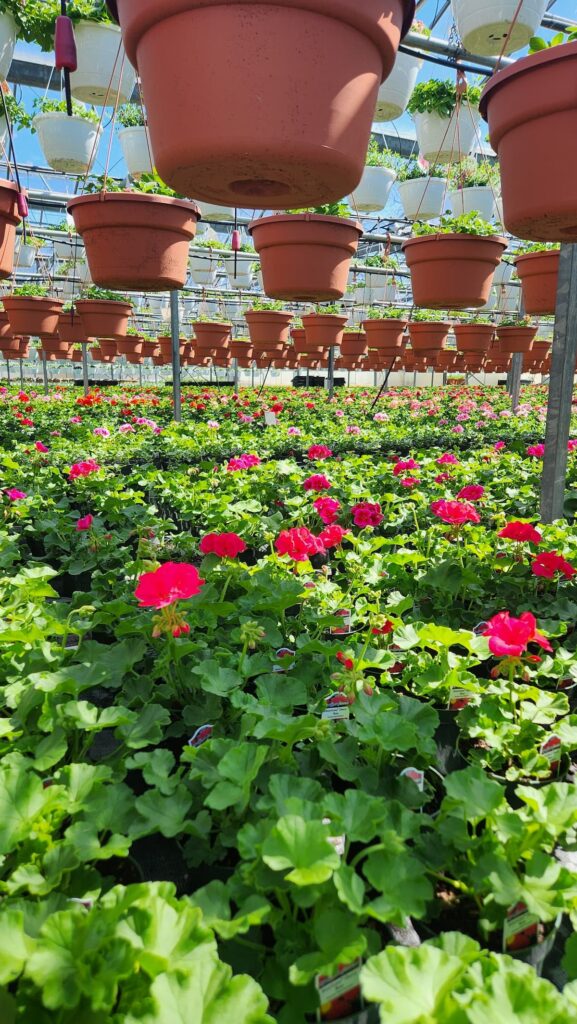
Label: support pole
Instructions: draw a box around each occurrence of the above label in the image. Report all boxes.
[5,359,10,386]
[170,290,182,422]
[327,346,335,399]
[138,363,142,386]
[42,352,49,395]
[430,367,434,386]
[19,358,24,388]
[234,357,239,396]
[540,244,577,523]
[510,351,523,411]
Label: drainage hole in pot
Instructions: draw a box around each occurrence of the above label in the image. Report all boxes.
[230,178,288,196]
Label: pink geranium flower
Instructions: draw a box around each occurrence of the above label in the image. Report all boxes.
[69,459,100,480]
[135,562,205,609]
[308,444,333,461]
[199,533,247,558]
[35,442,49,453]
[313,496,341,525]
[351,502,383,529]
[304,474,331,492]
[6,489,26,501]
[76,514,93,531]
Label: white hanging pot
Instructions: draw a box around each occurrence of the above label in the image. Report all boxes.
[15,242,37,269]
[361,273,398,304]
[0,112,7,150]
[412,106,481,164]
[118,126,154,178]
[189,255,217,287]
[197,201,236,223]
[373,50,423,122]
[493,260,513,286]
[397,177,448,220]
[351,165,397,214]
[33,112,102,174]
[224,255,253,289]
[54,237,84,260]
[70,21,136,106]
[448,186,496,222]
[450,0,549,56]
[0,12,16,82]
[491,283,519,312]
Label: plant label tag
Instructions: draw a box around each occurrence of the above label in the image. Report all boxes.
[330,609,352,636]
[448,687,472,711]
[323,818,346,857]
[264,411,277,426]
[540,734,562,774]
[188,724,214,748]
[322,693,351,721]
[558,677,577,692]
[272,647,296,673]
[400,767,425,792]
[503,901,540,952]
[315,959,364,1021]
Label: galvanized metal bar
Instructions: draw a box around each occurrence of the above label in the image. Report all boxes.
[510,352,523,411]
[170,291,182,423]
[42,352,48,395]
[327,346,335,398]
[540,244,577,523]
[234,358,239,396]
[81,342,89,397]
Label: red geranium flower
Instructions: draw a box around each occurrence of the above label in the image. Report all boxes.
[351,502,383,528]
[76,514,93,531]
[336,651,354,671]
[275,527,325,562]
[498,521,542,545]
[457,485,485,502]
[526,444,545,458]
[430,499,480,525]
[436,453,459,465]
[227,454,261,472]
[318,524,349,549]
[531,551,576,580]
[483,611,552,657]
[135,562,205,608]
[69,459,100,480]
[303,474,331,492]
[308,444,333,460]
[393,458,419,476]
[199,532,247,558]
[313,496,341,525]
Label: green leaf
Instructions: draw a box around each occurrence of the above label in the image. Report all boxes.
[361,945,466,1023]
[0,910,35,984]
[443,765,504,819]
[363,851,433,925]
[125,960,273,1024]
[262,816,340,886]
[134,785,193,838]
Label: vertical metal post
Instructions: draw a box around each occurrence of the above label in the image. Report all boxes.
[412,371,417,387]
[81,342,89,396]
[541,244,577,523]
[110,362,114,382]
[430,366,434,386]
[19,359,23,387]
[234,357,239,396]
[138,363,142,386]
[42,352,49,395]
[306,368,310,387]
[373,371,377,387]
[510,351,523,411]
[251,364,255,389]
[347,370,351,387]
[170,291,182,422]
[327,346,335,399]
[5,359,10,385]
[442,371,447,385]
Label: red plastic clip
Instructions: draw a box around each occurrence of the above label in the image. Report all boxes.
[54,16,78,72]
[17,192,29,218]
[231,229,241,252]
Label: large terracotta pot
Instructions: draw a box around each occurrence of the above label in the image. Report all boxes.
[291,328,324,355]
[453,323,495,353]
[3,296,63,337]
[126,352,145,365]
[230,341,254,360]
[76,299,132,339]
[480,42,577,241]
[245,310,293,347]
[193,322,232,349]
[99,339,119,357]
[158,336,186,357]
[408,321,451,351]
[107,0,414,208]
[67,192,200,290]
[0,311,13,339]
[40,337,71,355]
[514,250,559,315]
[340,331,368,357]
[302,313,348,349]
[57,311,90,344]
[496,325,538,354]
[249,214,363,301]
[143,339,159,357]
[0,336,24,355]
[437,350,458,370]
[117,336,144,356]
[361,318,407,351]
[0,180,21,281]
[402,233,507,309]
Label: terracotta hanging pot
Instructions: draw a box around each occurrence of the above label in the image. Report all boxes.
[99,339,118,358]
[57,311,90,344]
[0,180,21,281]
[480,42,577,241]
[152,353,171,366]
[496,325,538,354]
[302,313,348,349]
[3,296,63,337]
[126,352,145,365]
[40,337,71,355]
[531,340,551,363]
[106,0,415,208]
[245,310,293,348]
[402,233,508,309]
[437,350,458,370]
[361,318,407,351]
[453,323,495,353]
[514,250,559,315]
[116,335,144,356]
[67,192,200,291]
[291,328,324,355]
[0,311,13,339]
[408,321,451,351]
[193,322,232,349]
[158,336,186,357]
[339,331,368,358]
[143,339,159,357]
[249,214,363,301]
[336,356,363,371]
[76,299,132,339]
[230,341,254,360]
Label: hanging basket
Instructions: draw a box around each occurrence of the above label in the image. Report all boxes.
[99,339,119,357]
[70,20,136,105]
[496,325,538,354]
[3,296,63,337]
[230,341,254,360]
[397,176,448,221]
[0,311,13,339]
[480,42,577,241]
[451,0,549,57]
[412,105,480,164]
[362,318,407,351]
[118,126,155,178]
[0,12,16,81]
[0,336,23,354]
[408,321,451,351]
[143,340,159,358]
[514,250,559,316]
[351,165,397,214]
[106,0,415,207]
[0,180,22,281]
[374,49,422,122]
[57,311,90,344]
[339,331,368,357]
[116,336,144,356]
[302,313,348,349]
[245,310,293,348]
[158,336,186,357]
[249,214,363,301]
[291,329,323,355]
[453,323,495,353]
[192,322,232,350]
[67,192,200,291]
[40,337,71,355]
[75,299,132,339]
[448,186,497,223]
[33,113,102,175]
[402,233,507,309]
